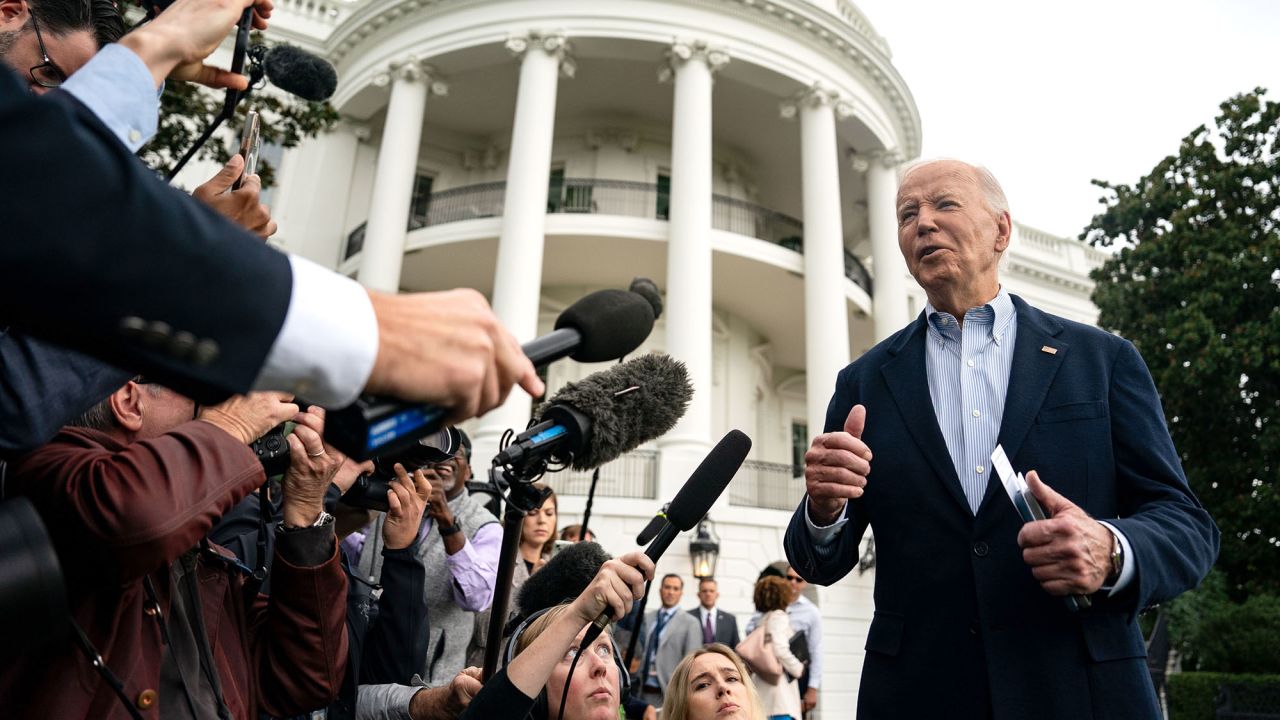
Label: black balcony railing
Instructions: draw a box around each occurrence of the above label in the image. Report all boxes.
[730,459,803,511]
[711,194,805,246]
[342,179,874,296]
[551,449,658,499]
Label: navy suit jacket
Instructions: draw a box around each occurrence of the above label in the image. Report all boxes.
[785,295,1218,720]
[689,607,740,648]
[0,68,292,406]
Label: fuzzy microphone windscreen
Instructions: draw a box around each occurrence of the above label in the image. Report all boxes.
[517,541,613,616]
[263,45,338,102]
[538,353,691,470]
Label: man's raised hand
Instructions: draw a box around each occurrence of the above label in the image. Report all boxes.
[804,404,873,525]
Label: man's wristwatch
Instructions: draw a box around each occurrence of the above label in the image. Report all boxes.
[281,510,334,532]
[1106,527,1125,584]
[439,519,462,537]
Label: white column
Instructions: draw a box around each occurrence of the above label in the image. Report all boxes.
[473,33,574,469]
[278,118,368,266]
[657,41,729,501]
[357,58,447,293]
[865,149,909,341]
[785,84,853,440]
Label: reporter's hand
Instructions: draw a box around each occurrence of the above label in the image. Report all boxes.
[191,155,276,238]
[569,551,654,626]
[805,404,872,525]
[198,391,297,445]
[281,406,344,528]
[364,289,545,423]
[384,463,431,550]
[408,667,483,720]
[120,0,273,89]
[330,456,374,495]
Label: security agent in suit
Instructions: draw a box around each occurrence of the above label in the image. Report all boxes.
[0,0,542,414]
[784,159,1218,720]
[635,574,702,705]
[689,577,739,648]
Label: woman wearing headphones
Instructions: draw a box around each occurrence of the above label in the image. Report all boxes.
[460,550,654,720]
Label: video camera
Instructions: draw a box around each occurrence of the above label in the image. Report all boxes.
[339,426,465,512]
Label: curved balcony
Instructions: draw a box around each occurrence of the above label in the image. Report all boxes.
[345,178,873,295]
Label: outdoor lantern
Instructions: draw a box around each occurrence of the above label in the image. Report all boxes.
[689,517,720,579]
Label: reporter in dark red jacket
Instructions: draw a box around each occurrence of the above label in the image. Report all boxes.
[0,384,349,719]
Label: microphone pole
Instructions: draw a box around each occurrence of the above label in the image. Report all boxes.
[579,355,623,541]
[623,579,653,689]
[481,467,552,681]
[165,15,259,182]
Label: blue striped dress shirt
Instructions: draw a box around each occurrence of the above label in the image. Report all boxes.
[924,288,1018,514]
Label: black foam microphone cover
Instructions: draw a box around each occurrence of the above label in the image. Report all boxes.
[263,45,338,102]
[516,541,613,616]
[665,429,752,530]
[628,277,664,320]
[537,353,691,470]
[555,289,655,363]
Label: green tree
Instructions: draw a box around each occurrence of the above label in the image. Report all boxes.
[136,35,338,188]
[1082,88,1280,600]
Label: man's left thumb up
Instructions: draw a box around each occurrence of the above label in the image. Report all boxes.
[1025,469,1073,516]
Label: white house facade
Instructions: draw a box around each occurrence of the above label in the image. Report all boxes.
[251,0,1109,714]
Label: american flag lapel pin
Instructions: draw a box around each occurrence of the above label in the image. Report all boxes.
[1040,345,1058,355]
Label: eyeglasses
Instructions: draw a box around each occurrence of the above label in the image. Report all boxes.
[785,575,804,583]
[27,10,69,89]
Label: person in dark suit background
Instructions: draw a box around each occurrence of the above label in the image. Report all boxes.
[785,159,1218,720]
[689,577,739,648]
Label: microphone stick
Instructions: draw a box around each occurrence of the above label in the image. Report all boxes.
[327,288,656,460]
[580,430,752,649]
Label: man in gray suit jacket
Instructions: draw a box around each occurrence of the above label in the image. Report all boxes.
[689,577,740,647]
[636,574,703,707]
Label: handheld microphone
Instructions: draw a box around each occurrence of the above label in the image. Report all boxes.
[262,44,338,102]
[492,354,691,475]
[516,541,613,616]
[579,430,752,647]
[326,288,657,460]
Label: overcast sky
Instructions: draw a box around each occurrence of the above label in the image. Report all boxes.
[851,0,1280,239]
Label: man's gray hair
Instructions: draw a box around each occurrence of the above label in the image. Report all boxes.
[900,158,1010,217]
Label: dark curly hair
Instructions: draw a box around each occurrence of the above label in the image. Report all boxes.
[753,575,791,613]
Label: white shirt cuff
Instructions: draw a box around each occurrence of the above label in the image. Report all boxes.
[1097,521,1136,596]
[61,44,159,152]
[253,255,378,407]
[804,499,849,546]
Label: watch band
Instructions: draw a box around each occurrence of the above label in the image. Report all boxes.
[1106,526,1124,583]
[281,511,334,531]
[439,519,462,537]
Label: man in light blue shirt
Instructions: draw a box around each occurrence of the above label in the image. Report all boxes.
[784,159,1217,720]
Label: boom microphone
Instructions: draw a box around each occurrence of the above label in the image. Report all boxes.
[579,429,752,647]
[516,541,612,617]
[492,354,691,475]
[326,287,657,460]
[262,45,338,102]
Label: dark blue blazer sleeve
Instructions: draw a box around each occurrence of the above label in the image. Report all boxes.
[0,329,132,456]
[0,68,292,404]
[1103,340,1219,614]
[360,539,430,685]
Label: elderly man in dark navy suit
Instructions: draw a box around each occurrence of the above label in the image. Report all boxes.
[785,159,1217,720]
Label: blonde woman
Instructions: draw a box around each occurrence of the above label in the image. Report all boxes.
[662,644,767,720]
[749,576,804,720]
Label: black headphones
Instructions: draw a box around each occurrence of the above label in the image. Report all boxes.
[503,606,631,720]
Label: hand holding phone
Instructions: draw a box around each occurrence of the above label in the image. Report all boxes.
[233,109,261,191]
